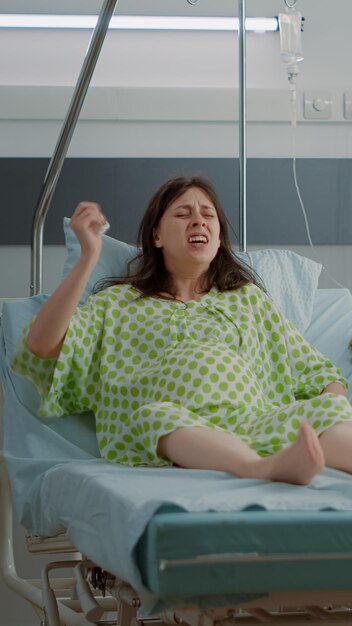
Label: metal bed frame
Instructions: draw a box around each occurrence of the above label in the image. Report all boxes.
[3,429,352,626]
[4,1,352,624]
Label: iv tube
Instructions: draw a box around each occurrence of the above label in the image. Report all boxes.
[291,127,345,290]
[279,8,303,128]
[281,10,344,289]
[279,5,344,289]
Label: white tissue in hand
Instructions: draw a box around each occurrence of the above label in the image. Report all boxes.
[99,220,110,234]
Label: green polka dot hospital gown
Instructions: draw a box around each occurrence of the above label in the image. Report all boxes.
[12,283,352,466]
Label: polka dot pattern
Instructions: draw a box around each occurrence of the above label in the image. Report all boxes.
[12,283,351,466]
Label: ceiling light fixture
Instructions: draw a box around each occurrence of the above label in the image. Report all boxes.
[0,14,279,32]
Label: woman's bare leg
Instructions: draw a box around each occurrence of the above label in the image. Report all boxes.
[320,422,352,473]
[158,422,324,485]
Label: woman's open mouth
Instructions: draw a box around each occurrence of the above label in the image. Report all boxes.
[187,234,208,246]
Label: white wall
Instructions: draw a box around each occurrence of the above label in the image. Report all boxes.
[1,1,352,624]
[0,0,351,162]
[0,0,351,93]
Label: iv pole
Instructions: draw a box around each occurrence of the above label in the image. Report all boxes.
[238,0,247,252]
[30,0,119,295]
[31,0,248,292]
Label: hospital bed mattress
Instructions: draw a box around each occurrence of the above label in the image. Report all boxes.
[137,509,352,601]
[27,459,352,613]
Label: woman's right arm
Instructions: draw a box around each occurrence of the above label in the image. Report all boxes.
[27,202,108,359]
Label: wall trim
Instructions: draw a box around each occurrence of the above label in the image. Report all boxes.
[0,85,350,123]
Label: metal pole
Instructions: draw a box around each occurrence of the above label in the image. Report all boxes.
[30,0,119,295]
[238,0,247,252]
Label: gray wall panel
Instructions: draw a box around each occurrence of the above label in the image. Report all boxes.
[1,158,351,245]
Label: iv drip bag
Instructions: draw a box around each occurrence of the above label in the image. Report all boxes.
[279,9,303,75]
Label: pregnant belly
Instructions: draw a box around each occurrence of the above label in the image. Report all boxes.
[151,342,264,411]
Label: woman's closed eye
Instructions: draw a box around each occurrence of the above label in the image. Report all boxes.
[175,211,216,219]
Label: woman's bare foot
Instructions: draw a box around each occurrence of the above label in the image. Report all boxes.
[255,423,325,485]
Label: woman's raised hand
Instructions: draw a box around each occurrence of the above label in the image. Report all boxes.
[26,201,109,358]
[70,201,107,261]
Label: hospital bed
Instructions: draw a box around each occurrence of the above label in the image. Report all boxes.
[2,234,352,626]
[3,1,352,623]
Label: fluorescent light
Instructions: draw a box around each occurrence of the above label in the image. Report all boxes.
[0,14,279,32]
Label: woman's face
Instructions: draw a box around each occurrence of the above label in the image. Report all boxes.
[153,187,221,275]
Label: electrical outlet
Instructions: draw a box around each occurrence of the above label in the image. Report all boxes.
[304,91,332,120]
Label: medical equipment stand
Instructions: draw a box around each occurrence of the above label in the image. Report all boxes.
[238,0,247,252]
[30,0,249,294]
[30,0,119,296]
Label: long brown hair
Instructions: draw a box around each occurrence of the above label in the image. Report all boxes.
[96,176,260,297]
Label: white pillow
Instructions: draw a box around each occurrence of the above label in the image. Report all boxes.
[236,249,322,334]
[62,218,321,333]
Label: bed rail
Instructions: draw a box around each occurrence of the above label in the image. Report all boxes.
[159,550,352,570]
